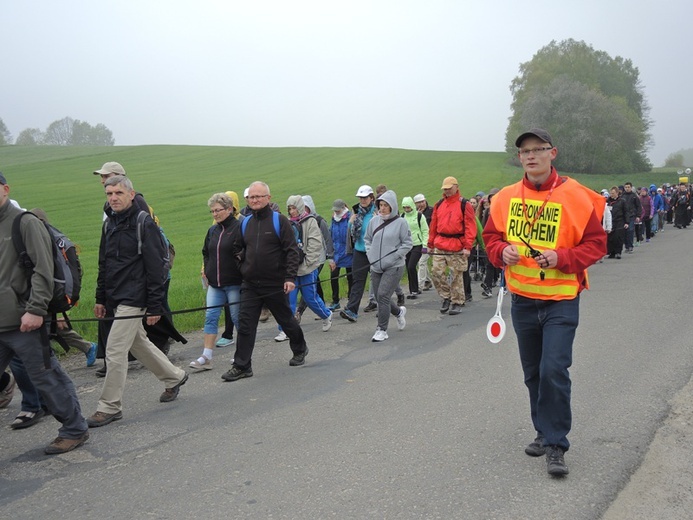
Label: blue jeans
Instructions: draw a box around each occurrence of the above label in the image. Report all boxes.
[289,269,331,319]
[511,294,580,451]
[204,285,241,334]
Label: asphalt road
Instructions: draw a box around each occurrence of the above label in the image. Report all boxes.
[2,228,693,520]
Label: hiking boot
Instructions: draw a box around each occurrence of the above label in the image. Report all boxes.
[340,309,358,322]
[525,435,546,457]
[440,299,451,314]
[423,280,433,291]
[372,328,388,342]
[546,445,569,476]
[328,302,341,311]
[448,303,464,315]
[95,364,107,378]
[363,302,377,313]
[11,409,46,430]
[294,310,303,324]
[289,347,309,366]
[481,283,493,298]
[0,372,16,408]
[397,293,405,306]
[86,343,97,367]
[87,410,123,428]
[221,365,253,382]
[274,331,288,342]
[396,307,407,331]
[322,312,333,332]
[215,337,234,347]
[259,308,271,322]
[44,432,89,455]
[160,373,188,402]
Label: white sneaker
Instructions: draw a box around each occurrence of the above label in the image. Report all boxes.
[372,328,389,342]
[274,331,288,342]
[396,306,407,330]
[322,311,333,332]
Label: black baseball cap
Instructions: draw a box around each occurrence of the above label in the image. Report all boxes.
[0,172,7,185]
[515,128,553,147]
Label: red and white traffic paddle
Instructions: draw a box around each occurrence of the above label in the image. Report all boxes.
[486,272,506,344]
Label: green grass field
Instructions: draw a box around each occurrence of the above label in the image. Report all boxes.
[0,144,680,339]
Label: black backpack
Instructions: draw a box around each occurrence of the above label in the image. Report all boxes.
[12,212,82,315]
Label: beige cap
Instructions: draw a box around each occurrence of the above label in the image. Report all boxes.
[93,161,126,176]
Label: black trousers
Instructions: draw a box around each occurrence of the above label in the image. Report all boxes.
[405,245,423,295]
[233,283,307,369]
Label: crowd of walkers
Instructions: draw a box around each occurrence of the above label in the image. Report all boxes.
[1,156,688,460]
[604,182,690,258]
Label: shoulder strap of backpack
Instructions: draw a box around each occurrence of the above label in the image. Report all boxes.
[372,215,400,236]
[272,211,280,237]
[136,210,149,255]
[12,212,38,270]
[240,212,281,240]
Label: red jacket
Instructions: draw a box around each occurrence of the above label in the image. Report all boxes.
[427,194,477,252]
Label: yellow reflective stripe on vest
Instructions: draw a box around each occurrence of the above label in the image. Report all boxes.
[507,266,578,298]
[509,264,577,281]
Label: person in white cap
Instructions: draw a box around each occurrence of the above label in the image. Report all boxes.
[339,185,376,322]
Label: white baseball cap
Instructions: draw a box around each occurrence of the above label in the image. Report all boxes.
[413,193,426,203]
[355,185,374,197]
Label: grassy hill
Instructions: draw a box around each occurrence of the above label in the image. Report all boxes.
[0,144,681,337]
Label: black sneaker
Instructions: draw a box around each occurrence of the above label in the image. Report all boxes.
[481,283,493,298]
[397,293,405,306]
[546,445,569,476]
[221,365,253,382]
[448,303,464,315]
[95,364,107,378]
[363,302,377,313]
[289,347,309,367]
[525,435,546,456]
[440,298,451,314]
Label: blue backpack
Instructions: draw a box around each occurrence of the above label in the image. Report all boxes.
[241,211,306,263]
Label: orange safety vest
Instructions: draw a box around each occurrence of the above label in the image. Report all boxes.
[492,177,605,301]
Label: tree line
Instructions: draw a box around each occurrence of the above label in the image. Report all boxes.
[0,116,114,146]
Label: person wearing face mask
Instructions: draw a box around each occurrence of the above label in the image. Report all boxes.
[365,190,412,342]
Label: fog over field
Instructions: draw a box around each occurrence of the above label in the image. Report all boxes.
[2,0,690,165]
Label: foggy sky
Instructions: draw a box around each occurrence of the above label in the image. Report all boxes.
[2,0,691,166]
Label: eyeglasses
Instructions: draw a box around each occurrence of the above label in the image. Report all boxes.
[247,194,269,201]
[209,208,228,214]
[518,146,553,157]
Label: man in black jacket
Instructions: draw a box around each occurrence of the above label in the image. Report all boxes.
[621,182,641,253]
[222,181,308,382]
[87,175,188,428]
